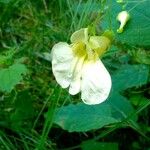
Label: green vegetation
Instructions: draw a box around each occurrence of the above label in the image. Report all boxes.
[0,0,150,149]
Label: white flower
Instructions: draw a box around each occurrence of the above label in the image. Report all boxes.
[51,28,112,105]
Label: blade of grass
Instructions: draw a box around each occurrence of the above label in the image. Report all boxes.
[0,136,11,150]
[36,85,61,150]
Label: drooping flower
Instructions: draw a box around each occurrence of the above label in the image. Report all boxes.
[117,11,130,33]
[51,28,112,105]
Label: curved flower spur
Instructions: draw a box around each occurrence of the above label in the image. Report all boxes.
[51,28,112,105]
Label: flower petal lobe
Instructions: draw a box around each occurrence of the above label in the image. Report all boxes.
[81,60,111,105]
[52,42,73,88]
[70,28,88,44]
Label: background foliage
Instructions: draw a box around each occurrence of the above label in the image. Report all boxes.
[0,0,150,150]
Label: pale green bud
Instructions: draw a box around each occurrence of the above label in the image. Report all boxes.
[117,11,130,33]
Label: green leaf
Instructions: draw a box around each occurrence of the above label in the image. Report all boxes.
[81,140,118,150]
[107,92,137,121]
[0,63,27,92]
[112,64,149,91]
[53,75,140,132]
[54,102,119,132]
[54,93,137,132]
[102,1,150,46]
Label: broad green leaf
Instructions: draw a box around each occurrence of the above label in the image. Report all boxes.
[102,0,150,46]
[0,63,27,92]
[81,140,118,150]
[107,92,137,121]
[54,102,119,132]
[112,64,149,91]
[54,93,137,132]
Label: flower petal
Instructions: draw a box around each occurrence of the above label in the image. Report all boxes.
[70,28,88,44]
[81,60,111,105]
[89,36,110,57]
[51,42,74,88]
[69,78,81,95]
[69,57,85,95]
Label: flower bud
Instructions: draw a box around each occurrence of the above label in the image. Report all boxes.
[117,11,130,33]
[116,0,124,3]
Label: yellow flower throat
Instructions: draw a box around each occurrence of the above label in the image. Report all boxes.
[72,36,110,62]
